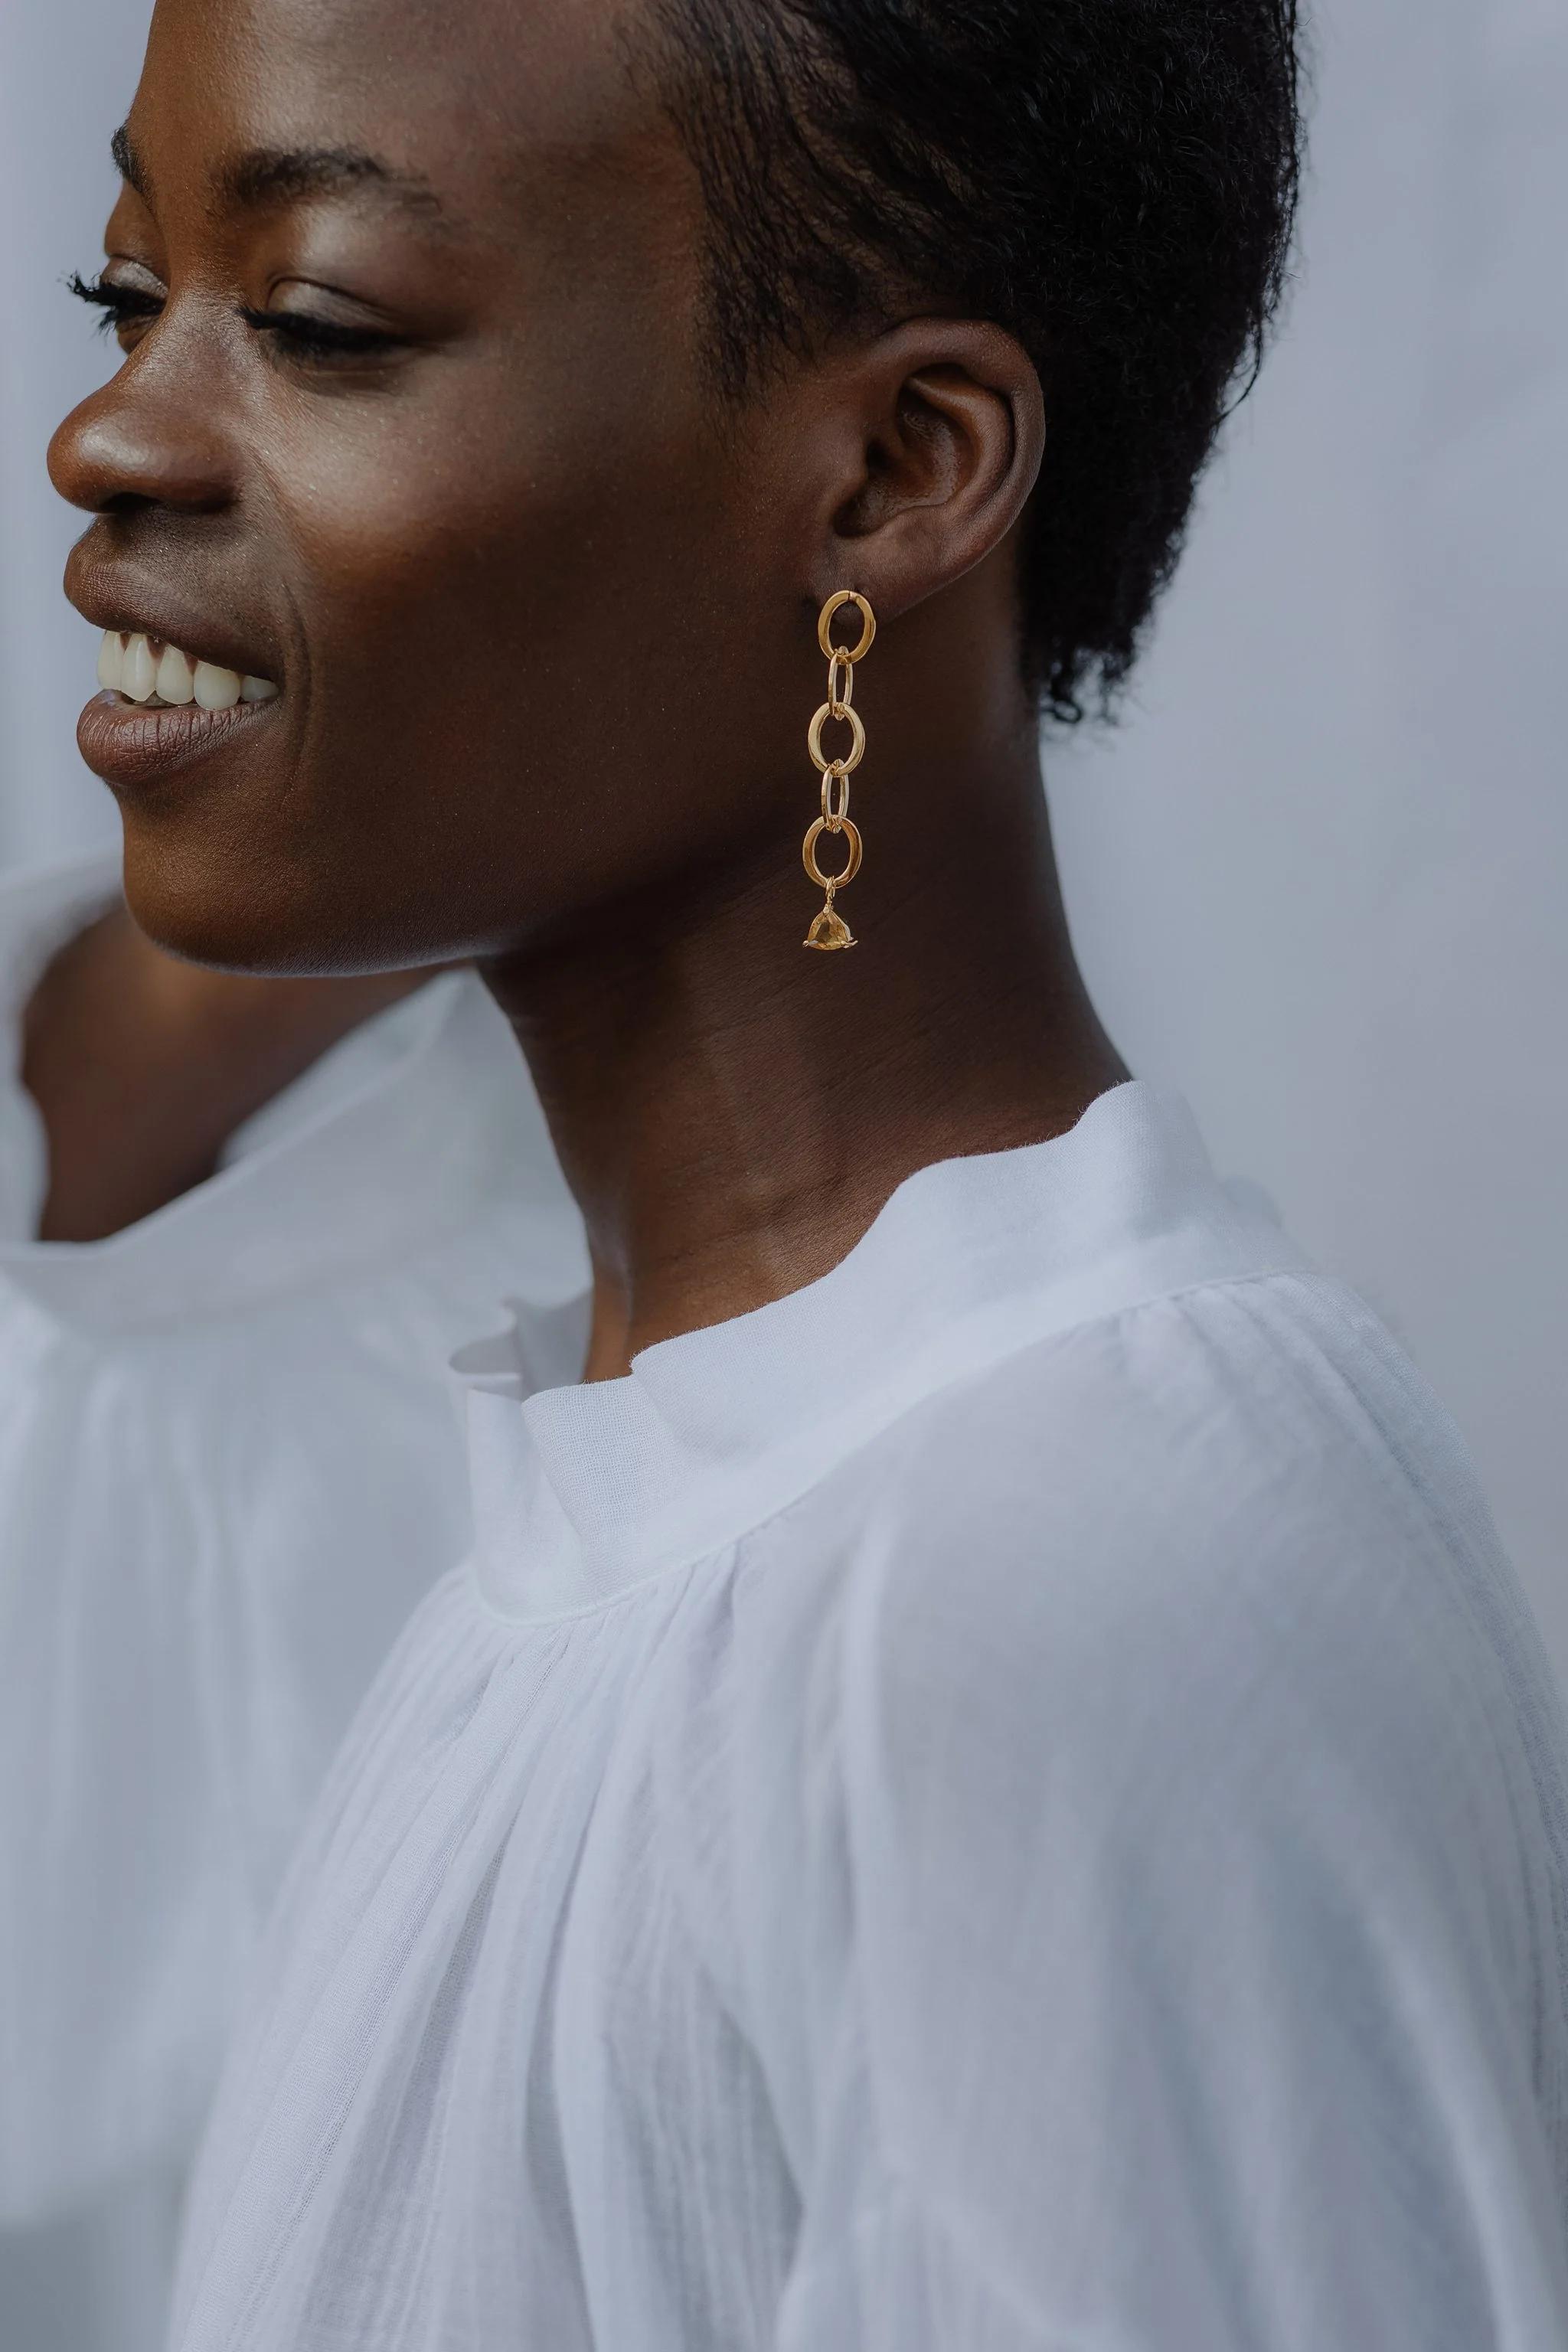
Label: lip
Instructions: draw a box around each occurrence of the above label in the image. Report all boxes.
[64,545,285,688]
[77,689,282,794]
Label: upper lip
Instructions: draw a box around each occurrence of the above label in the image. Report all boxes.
[64,553,284,684]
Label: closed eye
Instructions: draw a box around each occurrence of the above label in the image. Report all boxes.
[67,270,162,336]
[66,273,400,368]
[237,305,403,364]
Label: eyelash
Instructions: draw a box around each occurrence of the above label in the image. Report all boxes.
[237,305,400,360]
[67,272,399,363]
[68,271,158,334]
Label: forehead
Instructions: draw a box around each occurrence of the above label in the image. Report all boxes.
[131,0,680,235]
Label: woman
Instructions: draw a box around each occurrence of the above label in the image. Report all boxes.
[47,0,1568,2344]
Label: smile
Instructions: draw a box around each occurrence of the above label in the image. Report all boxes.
[78,629,283,795]
[95,629,278,710]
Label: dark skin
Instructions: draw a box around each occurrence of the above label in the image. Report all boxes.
[22,913,426,1240]
[49,0,1125,1377]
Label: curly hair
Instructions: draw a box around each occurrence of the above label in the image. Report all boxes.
[647,0,1304,720]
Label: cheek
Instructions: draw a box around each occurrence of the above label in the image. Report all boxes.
[268,381,761,933]
[278,333,704,685]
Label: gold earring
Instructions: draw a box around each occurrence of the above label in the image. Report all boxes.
[802,589,875,950]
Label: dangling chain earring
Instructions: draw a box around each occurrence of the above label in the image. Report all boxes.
[802,589,875,950]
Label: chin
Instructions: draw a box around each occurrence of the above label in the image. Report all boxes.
[117,805,495,979]
[119,822,364,978]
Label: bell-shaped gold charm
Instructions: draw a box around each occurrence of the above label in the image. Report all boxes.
[801,816,863,952]
[803,897,857,951]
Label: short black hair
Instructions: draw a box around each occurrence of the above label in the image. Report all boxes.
[651,0,1304,721]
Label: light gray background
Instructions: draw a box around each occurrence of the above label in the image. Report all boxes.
[3,0,1565,1670]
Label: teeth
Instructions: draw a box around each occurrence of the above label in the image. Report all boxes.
[96,630,278,710]
[155,645,195,705]
[122,634,157,703]
[192,661,242,710]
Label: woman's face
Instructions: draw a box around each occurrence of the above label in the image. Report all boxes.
[50,0,824,973]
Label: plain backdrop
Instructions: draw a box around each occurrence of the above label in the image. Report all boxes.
[2,0,1565,1672]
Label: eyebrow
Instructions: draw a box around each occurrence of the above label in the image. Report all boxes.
[109,124,456,230]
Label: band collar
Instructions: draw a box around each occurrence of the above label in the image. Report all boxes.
[459,1080,1309,1622]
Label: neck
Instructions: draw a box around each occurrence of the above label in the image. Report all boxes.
[485,728,1125,1381]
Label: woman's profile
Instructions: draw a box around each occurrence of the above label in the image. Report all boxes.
[45,0,1568,2344]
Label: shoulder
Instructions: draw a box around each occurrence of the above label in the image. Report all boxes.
[790,1270,1564,1945]
[854,1264,1498,1666]
[715,1285,1568,2348]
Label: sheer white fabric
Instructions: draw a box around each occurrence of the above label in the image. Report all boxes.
[0,857,584,2348]
[175,1083,1568,2350]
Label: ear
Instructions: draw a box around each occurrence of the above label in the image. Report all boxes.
[807,318,1045,622]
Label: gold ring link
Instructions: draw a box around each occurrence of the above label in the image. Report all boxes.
[807,699,865,776]
[804,590,874,949]
[802,815,863,890]
[820,768,851,831]
[817,589,876,665]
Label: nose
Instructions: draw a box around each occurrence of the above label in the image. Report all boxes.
[48,335,238,521]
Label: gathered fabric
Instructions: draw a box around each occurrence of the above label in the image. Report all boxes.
[0,856,586,2348]
[176,1083,1568,2350]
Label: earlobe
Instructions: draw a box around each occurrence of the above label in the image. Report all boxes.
[820,318,1045,626]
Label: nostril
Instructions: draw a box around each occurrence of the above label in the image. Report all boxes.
[48,384,237,519]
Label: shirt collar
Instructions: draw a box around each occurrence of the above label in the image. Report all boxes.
[459,1080,1310,1622]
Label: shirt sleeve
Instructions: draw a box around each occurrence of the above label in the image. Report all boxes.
[0,861,585,2224]
[754,1299,1568,2351]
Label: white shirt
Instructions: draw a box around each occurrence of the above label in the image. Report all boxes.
[0,857,584,2350]
[174,1080,1568,2350]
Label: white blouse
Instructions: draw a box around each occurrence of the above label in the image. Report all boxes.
[0,858,584,2347]
[175,1080,1568,2350]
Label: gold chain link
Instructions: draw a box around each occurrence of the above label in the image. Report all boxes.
[802,591,874,952]
[820,768,851,829]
